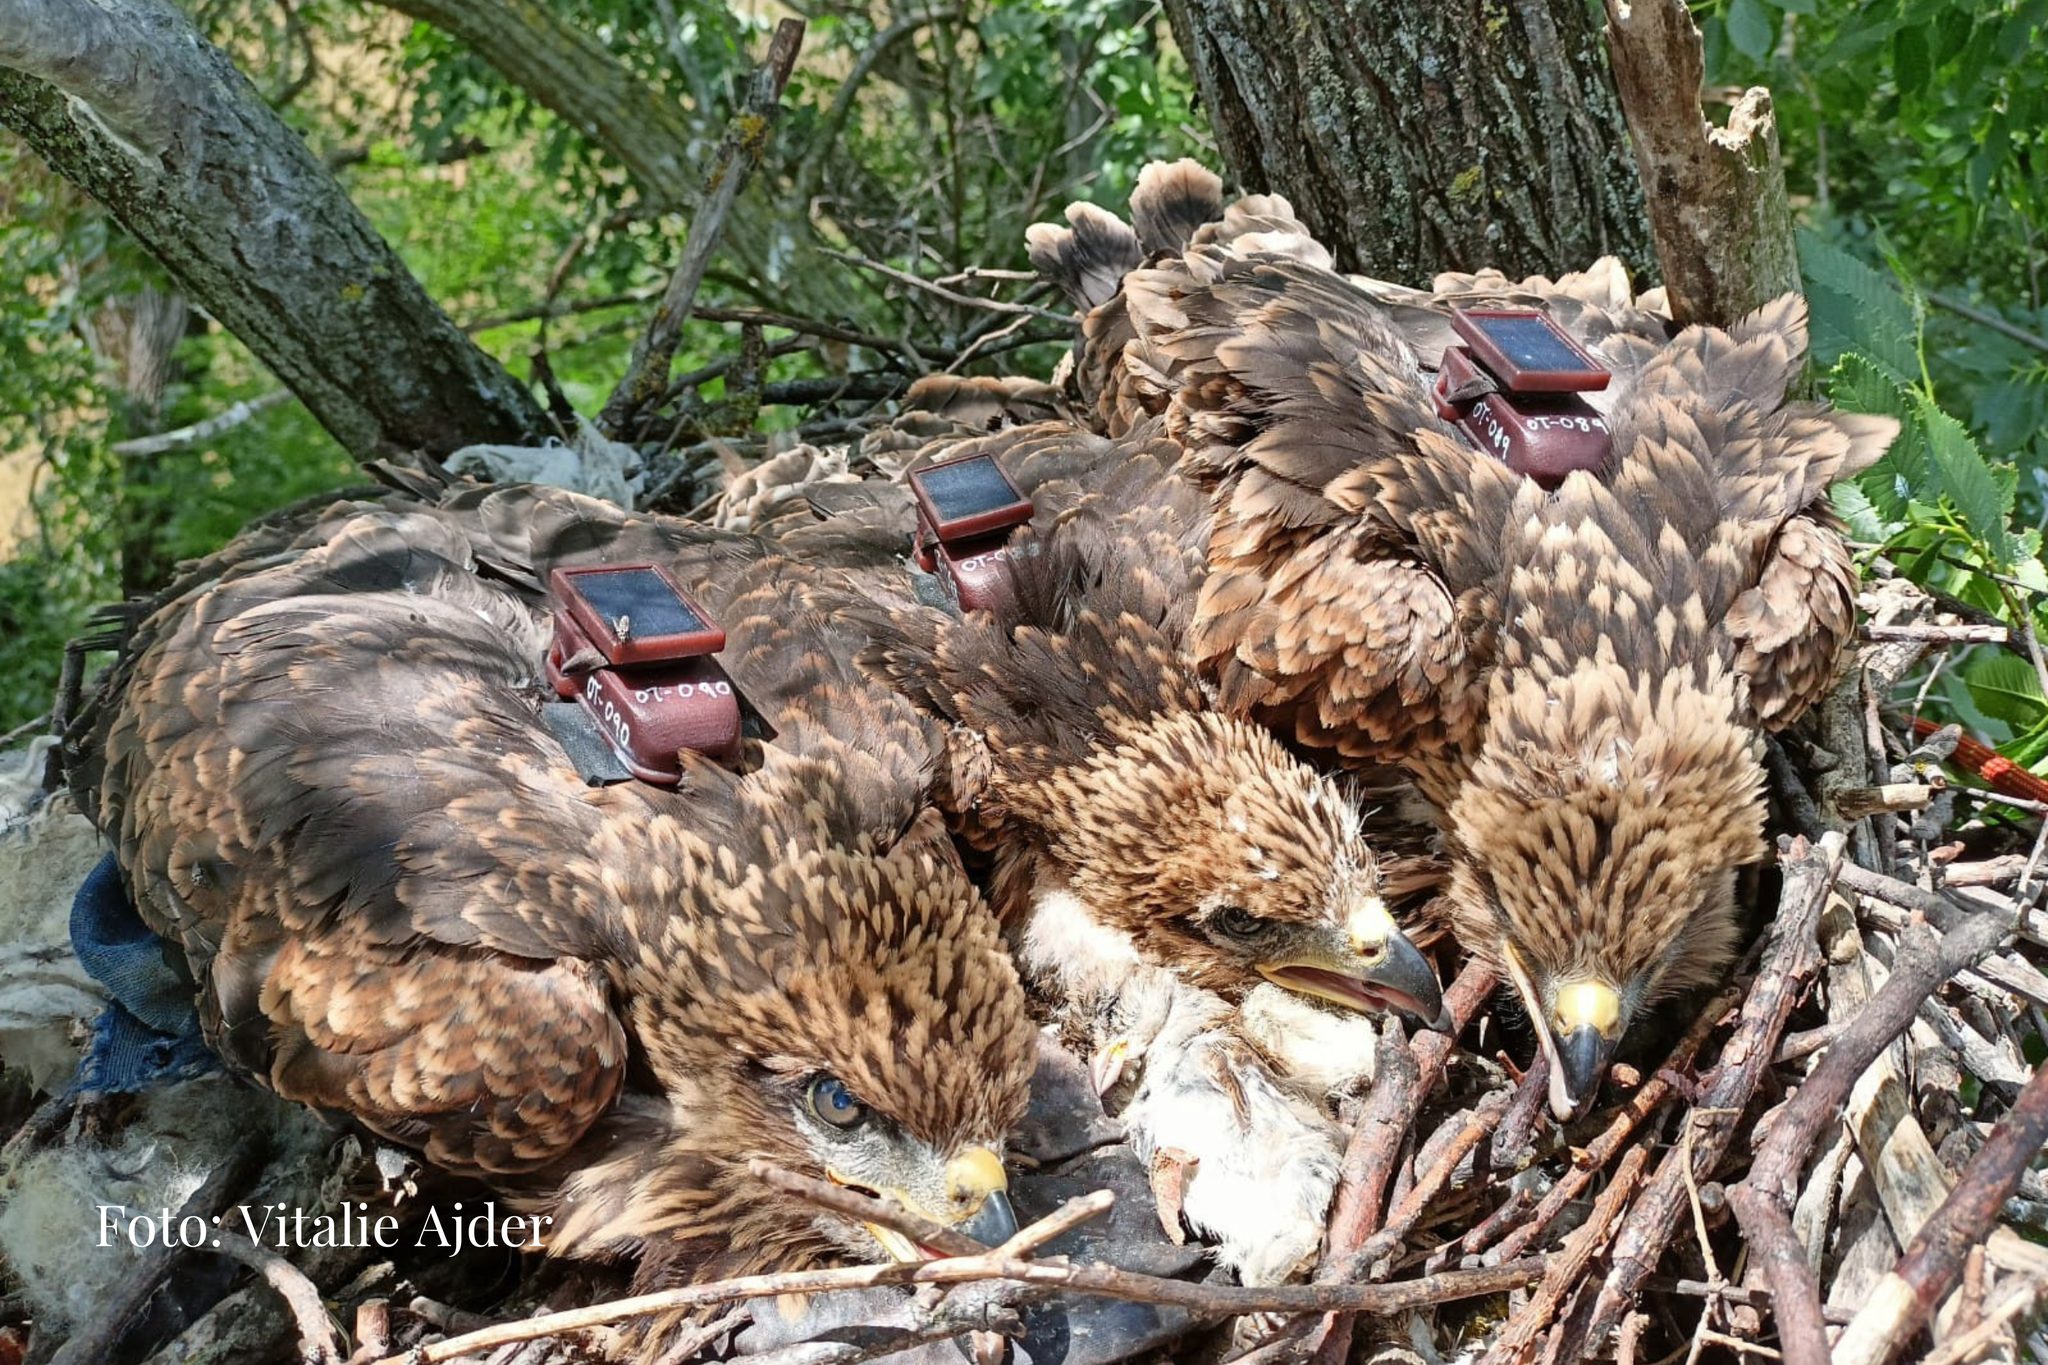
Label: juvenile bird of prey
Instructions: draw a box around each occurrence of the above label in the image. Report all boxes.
[769,425,1446,1282]
[65,476,1037,1318]
[1026,164,1898,1117]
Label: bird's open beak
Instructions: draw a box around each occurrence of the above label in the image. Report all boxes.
[1256,897,1449,1029]
[848,1146,1017,1262]
[1503,943,1624,1122]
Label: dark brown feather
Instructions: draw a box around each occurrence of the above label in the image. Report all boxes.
[68,480,1036,1292]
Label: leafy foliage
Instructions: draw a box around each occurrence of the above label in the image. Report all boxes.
[0,0,1199,731]
[1696,0,2048,771]
[1,0,2042,756]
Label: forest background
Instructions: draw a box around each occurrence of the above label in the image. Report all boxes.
[2,0,2045,764]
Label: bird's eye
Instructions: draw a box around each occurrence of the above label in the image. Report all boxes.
[1210,906,1269,940]
[807,1075,869,1129]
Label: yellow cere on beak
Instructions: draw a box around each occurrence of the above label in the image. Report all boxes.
[945,1146,1007,1213]
[1545,974,1625,1121]
[1346,897,1397,959]
[1555,981,1621,1037]
[836,1147,1015,1263]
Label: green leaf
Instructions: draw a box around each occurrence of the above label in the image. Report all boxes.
[1968,112,2009,200]
[1963,653,2048,731]
[1726,0,1778,59]
[1894,24,1932,96]
[1798,232,1918,381]
[1827,353,1924,517]
[1916,391,2017,565]
[1830,480,1893,542]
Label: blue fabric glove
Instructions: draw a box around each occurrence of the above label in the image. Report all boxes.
[67,853,219,1095]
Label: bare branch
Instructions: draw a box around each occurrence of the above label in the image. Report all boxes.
[599,19,805,441]
[0,0,550,457]
[1602,0,1799,324]
[109,389,291,458]
[820,247,1078,324]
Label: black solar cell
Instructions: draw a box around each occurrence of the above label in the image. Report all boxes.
[570,567,705,638]
[918,455,1022,522]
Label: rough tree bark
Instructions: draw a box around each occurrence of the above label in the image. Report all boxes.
[0,0,552,461]
[1603,0,1799,325]
[1159,0,1653,282]
[376,0,697,209]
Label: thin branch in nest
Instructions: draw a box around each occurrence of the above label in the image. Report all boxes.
[1729,877,2018,1359]
[1487,1051,1553,1172]
[1830,1059,2048,1365]
[1575,832,1846,1351]
[748,1160,989,1258]
[1338,1087,1514,1281]
[373,1235,1547,1364]
[820,246,1078,324]
[1482,1142,1651,1363]
[1481,980,1741,1263]
[1860,622,2011,644]
[1920,1277,2047,1365]
[1308,960,1498,1365]
[210,1228,343,1365]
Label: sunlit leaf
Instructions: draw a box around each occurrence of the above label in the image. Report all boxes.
[1916,391,2016,566]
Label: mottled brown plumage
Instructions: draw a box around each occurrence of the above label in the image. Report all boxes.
[1027,165,1898,1114]
[66,476,1035,1298]
[839,431,1443,1021]
[762,425,1443,1282]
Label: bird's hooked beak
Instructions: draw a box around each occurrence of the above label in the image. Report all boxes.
[1256,897,1450,1030]
[839,1146,1017,1262]
[1503,943,1623,1120]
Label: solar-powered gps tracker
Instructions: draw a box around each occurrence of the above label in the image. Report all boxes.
[552,564,726,667]
[909,451,1034,543]
[1434,307,1614,488]
[1451,309,1611,394]
[908,452,1034,615]
[543,563,742,784]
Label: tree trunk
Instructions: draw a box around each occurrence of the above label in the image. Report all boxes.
[377,0,698,209]
[0,0,551,462]
[1603,0,1798,326]
[1160,0,1654,283]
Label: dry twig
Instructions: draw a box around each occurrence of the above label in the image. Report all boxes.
[1575,832,1846,1351]
[598,19,804,440]
[1832,1060,2048,1365]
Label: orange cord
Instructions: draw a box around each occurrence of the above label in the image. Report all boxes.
[1910,715,2048,805]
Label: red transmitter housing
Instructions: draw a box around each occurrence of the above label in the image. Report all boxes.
[544,563,743,783]
[908,452,1035,615]
[1432,308,1613,488]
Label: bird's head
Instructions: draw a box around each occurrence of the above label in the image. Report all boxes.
[1022,709,1445,1026]
[1438,666,1768,1120]
[596,820,1037,1269]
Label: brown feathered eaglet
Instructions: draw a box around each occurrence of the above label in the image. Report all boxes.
[837,425,1444,1027]
[65,475,1036,1315]
[1027,163,1899,1118]
[766,423,1442,1282]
